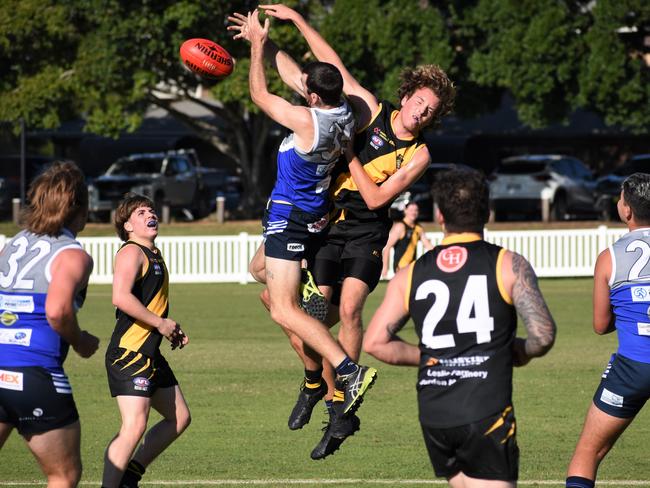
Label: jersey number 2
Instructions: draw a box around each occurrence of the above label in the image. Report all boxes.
[415,275,494,349]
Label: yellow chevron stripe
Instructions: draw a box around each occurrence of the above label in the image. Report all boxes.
[120,352,142,371]
[132,357,151,376]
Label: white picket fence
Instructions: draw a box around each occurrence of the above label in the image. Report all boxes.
[0,226,628,284]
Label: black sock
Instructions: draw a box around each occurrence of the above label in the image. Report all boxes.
[304,368,323,389]
[566,476,595,488]
[335,356,357,376]
[120,459,146,487]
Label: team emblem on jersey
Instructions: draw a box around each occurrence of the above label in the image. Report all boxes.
[307,216,328,234]
[370,135,384,149]
[0,311,18,326]
[436,246,468,273]
[396,154,404,169]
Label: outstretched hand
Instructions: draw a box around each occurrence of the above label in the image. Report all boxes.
[247,9,270,46]
[227,12,251,42]
[259,4,300,22]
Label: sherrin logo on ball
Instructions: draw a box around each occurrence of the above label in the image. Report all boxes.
[179,38,234,80]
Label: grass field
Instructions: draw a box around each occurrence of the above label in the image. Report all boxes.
[2,279,650,487]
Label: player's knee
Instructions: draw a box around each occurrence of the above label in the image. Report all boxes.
[177,407,192,434]
[259,289,271,311]
[339,301,363,327]
[122,416,148,441]
[46,457,81,487]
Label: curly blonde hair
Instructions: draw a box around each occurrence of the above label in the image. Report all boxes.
[397,64,456,124]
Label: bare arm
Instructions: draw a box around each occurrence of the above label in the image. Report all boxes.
[420,231,434,251]
[46,249,99,358]
[112,244,187,346]
[228,11,305,98]
[506,252,556,365]
[364,266,420,365]
[247,10,314,148]
[381,222,405,277]
[593,249,615,335]
[345,143,430,210]
[260,3,378,126]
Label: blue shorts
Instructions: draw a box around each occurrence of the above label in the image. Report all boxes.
[593,353,650,418]
[262,201,328,262]
[0,366,79,436]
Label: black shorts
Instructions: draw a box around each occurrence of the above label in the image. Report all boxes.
[593,353,650,418]
[106,348,178,398]
[262,201,328,262]
[311,218,391,292]
[0,366,79,436]
[421,406,519,481]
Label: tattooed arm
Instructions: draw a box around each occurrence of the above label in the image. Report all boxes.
[364,266,420,366]
[504,251,557,366]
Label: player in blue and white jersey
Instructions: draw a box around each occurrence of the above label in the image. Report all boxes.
[0,162,99,488]
[566,173,650,488]
[229,9,377,439]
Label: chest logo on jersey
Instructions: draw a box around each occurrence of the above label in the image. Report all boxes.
[631,286,650,302]
[436,246,468,273]
[0,311,18,326]
[0,370,23,391]
[396,154,404,169]
[370,135,384,149]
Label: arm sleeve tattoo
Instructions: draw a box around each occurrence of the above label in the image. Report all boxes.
[511,253,556,358]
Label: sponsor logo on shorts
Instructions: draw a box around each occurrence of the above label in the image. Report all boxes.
[0,328,31,346]
[287,243,305,252]
[133,377,150,392]
[0,311,18,326]
[0,370,23,391]
[0,294,34,313]
[600,387,623,408]
[631,286,650,301]
[33,408,43,417]
[436,246,468,273]
[370,135,384,149]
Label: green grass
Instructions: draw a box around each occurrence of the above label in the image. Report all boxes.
[2,279,649,487]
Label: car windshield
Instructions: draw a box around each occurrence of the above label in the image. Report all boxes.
[497,162,547,174]
[107,157,163,175]
[613,159,650,176]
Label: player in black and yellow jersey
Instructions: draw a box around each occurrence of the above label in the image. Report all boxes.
[381,201,434,278]
[102,194,190,488]
[261,3,456,459]
[364,170,556,487]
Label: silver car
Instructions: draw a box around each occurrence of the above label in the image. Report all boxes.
[489,154,598,221]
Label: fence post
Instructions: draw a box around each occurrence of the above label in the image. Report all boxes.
[541,188,553,222]
[216,196,226,224]
[239,232,250,284]
[12,198,20,225]
[597,225,609,253]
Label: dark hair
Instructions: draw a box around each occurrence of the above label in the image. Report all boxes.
[302,61,343,106]
[623,173,650,223]
[433,169,489,233]
[398,64,456,126]
[114,193,155,242]
[22,161,88,236]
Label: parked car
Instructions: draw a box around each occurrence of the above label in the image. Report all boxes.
[595,154,650,220]
[389,163,473,221]
[87,149,227,221]
[489,154,598,221]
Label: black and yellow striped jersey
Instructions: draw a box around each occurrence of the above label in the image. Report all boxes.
[393,220,424,271]
[331,100,427,223]
[108,241,169,357]
[407,234,517,427]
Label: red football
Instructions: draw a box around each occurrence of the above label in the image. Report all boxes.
[179,38,234,79]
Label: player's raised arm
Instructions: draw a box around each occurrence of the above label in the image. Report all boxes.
[260,3,378,126]
[228,11,305,98]
[504,251,556,366]
[246,10,313,143]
